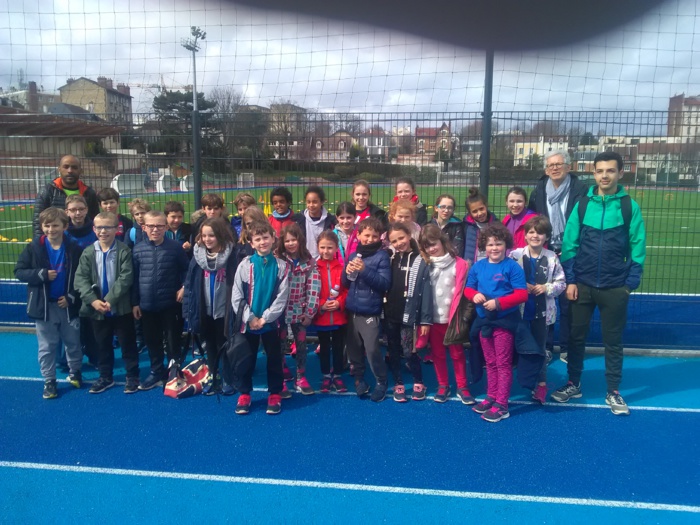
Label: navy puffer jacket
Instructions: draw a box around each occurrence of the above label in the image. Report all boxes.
[132,237,189,311]
[342,249,391,316]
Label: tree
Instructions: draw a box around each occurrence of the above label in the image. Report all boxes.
[528,119,567,138]
[151,89,216,154]
[269,99,312,159]
[331,113,363,136]
[579,132,599,146]
[209,86,247,157]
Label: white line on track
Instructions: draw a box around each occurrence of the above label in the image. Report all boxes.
[0,461,697,514]
[1,375,699,413]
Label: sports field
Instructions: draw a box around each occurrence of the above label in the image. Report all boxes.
[0,183,697,294]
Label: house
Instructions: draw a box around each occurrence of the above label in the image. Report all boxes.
[58,77,133,125]
[513,135,569,167]
[415,122,451,156]
[1,81,60,112]
[668,94,700,141]
[314,130,355,162]
[359,127,387,159]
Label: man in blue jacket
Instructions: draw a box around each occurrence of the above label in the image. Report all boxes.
[132,210,189,390]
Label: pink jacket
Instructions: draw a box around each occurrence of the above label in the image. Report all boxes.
[447,256,471,323]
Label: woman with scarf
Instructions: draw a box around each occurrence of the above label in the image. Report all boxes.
[293,185,336,259]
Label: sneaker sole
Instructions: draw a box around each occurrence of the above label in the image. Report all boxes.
[266,407,281,415]
[296,387,316,396]
[411,394,426,401]
[89,381,115,394]
[137,381,164,391]
[393,396,408,403]
[482,411,510,423]
[606,399,630,416]
[458,396,476,406]
[551,392,582,403]
[371,394,386,402]
[68,380,82,389]
[235,407,251,415]
[124,388,139,394]
[43,393,58,399]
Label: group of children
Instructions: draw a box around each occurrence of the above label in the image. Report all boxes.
[17,159,639,422]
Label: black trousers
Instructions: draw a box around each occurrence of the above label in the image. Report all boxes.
[237,330,283,395]
[317,327,345,376]
[91,314,139,380]
[201,315,227,377]
[141,305,181,376]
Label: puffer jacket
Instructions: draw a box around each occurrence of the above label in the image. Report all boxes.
[14,234,82,321]
[462,211,499,264]
[342,249,391,316]
[561,185,646,290]
[431,217,465,256]
[284,257,321,325]
[33,178,99,238]
[528,173,589,223]
[400,253,433,327]
[132,237,189,311]
[503,210,539,249]
[314,257,348,327]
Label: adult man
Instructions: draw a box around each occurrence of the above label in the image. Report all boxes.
[551,151,646,415]
[33,155,100,238]
[528,150,588,359]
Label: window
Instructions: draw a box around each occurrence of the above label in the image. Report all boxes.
[338,140,346,150]
[578,162,585,171]
[316,140,322,149]
[518,147,524,154]
[579,153,584,160]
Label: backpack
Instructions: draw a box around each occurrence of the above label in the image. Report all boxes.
[577,194,632,232]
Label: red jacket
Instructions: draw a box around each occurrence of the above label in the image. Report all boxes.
[269,212,295,237]
[313,257,348,327]
[503,211,538,249]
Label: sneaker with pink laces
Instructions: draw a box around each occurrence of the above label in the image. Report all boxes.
[235,393,251,415]
[393,384,408,403]
[332,376,348,393]
[532,384,547,405]
[266,393,282,415]
[280,382,292,399]
[295,376,315,395]
[411,383,427,401]
[320,377,332,393]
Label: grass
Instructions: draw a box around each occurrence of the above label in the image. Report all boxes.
[1,183,698,294]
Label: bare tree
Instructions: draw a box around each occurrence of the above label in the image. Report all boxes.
[209,86,247,156]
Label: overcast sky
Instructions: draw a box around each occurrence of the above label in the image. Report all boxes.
[0,0,698,116]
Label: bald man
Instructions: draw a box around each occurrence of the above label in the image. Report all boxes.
[33,155,100,238]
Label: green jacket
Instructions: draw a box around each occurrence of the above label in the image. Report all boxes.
[75,240,134,319]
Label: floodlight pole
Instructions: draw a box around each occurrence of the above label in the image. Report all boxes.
[480,49,494,199]
[181,27,206,207]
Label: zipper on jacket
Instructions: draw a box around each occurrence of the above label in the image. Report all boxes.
[597,198,606,288]
[327,264,334,326]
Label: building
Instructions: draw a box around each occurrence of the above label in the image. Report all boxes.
[513,135,569,167]
[415,122,451,156]
[314,130,355,162]
[359,127,388,159]
[668,94,700,141]
[58,77,133,124]
[0,82,60,112]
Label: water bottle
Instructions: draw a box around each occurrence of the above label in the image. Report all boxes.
[328,284,341,302]
[347,253,362,281]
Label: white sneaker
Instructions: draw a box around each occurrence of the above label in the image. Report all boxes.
[606,391,630,416]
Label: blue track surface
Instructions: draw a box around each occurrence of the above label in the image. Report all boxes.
[1,332,699,523]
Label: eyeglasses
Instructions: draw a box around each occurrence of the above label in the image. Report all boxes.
[144,224,167,230]
[66,207,87,213]
[94,226,117,232]
[546,162,567,170]
[436,205,454,211]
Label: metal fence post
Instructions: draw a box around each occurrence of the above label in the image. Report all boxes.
[480,49,494,199]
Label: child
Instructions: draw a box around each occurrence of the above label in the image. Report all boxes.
[126,198,151,248]
[510,216,566,404]
[231,192,256,237]
[464,223,528,423]
[293,185,336,258]
[431,194,465,256]
[394,177,427,226]
[183,217,237,395]
[268,186,296,236]
[74,211,140,394]
[351,179,388,227]
[15,207,83,399]
[463,187,498,265]
[333,201,358,264]
[276,223,321,395]
[236,206,269,262]
[341,217,391,402]
[418,224,474,405]
[131,211,189,391]
[502,186,538,250]
[191,194,237,244]
[384,223,432,402]
[65,195,97,250]
[231,221,290,415]
[313,230,349,393]
[97,187,133,242]
[165,200,192,253]
[388,200,421,242]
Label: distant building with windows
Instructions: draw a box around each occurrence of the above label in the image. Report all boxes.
[58,77,133,124]
[668,93,700,141]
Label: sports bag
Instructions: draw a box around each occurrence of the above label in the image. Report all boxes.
[164,358,210,399]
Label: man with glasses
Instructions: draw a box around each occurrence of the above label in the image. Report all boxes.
[528,150,588,361]
[131,211,189,391]
[33,155,99,238]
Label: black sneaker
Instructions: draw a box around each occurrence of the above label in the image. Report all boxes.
[138,372,165,391]
[124,377,140,394]
[89,377,115,394]
[67,371,82,389]
[43,379,58,399]
[354,378,370,397]
[203,374,222,396]
[551,381,582,403]
[434,385,451,403]
[370,382,387,403]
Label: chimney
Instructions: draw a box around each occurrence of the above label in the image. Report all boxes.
[27,81,38,112]
[66,78,75,84]
[105,78,113,90]
[117,83,131,97]
[97,76,107,87]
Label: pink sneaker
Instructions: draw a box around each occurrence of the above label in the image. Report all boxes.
[280,382,292,399]
[533,384,547,405]
[320,377,332,393]
[295,376,315,395]
[332,376,348,393]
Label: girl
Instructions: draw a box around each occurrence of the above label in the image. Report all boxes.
[464,223,528,423]
[333,201,358,264]
[394,177,428,225]
[418,224,474,405]
[183,217,237,395]
[463,187,498,265]
[276,223,321,395]
[502,186,538,250]
[351,179,388,227]
[384,223,433,402]
[314,230,349,393]
[388,200,421,242]
[510,216,565,404]
[431,194,465,256]
[235,206,268,263]
[293,185,336,258]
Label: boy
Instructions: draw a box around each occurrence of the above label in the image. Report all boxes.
[191,193,238,244]
[65,194,97,250]
[231,192,256,237]
[132,211,189,390]
[268,186,295,236]
[97,187,133,242]
[15,207,83,399]
[164,200,192,253]
[75,212,141,393]
[552,151,646,415]
[231,221,290,415]
[341,217,392,402]
[126,198,151,248]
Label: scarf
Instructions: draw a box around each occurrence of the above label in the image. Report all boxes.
[356,240,382,258]
[393,194,419,205]
[193,242,233,271]
[303,208,327,258]
[546,174,571,249]
[272,209,292,220]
